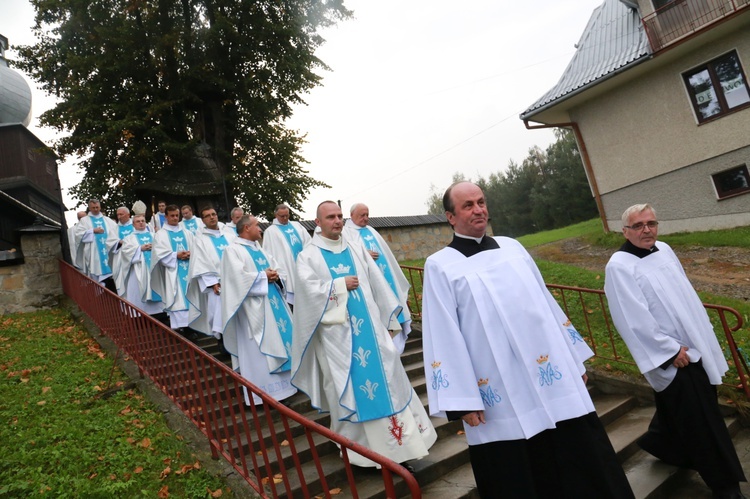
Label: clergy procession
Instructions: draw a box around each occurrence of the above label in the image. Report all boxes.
[69,192,746,498]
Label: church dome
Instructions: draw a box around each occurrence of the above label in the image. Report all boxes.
[0,35,32,127]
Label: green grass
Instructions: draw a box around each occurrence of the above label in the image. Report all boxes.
[0,310,230,498]
[517,218,606,248]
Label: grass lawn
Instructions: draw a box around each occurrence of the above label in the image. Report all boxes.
[0,310,231,498]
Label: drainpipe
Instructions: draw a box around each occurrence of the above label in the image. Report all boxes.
[523,120,610,232]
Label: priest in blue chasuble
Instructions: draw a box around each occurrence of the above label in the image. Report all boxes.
[291,201,436,469]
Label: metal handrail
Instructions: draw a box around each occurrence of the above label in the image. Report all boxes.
[60,260,421,498]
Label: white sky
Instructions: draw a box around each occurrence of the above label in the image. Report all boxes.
[3,0,603,223]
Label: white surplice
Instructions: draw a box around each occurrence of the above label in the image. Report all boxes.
[261,219,311,305]
[187,226,236,337]
[344,220,412,353]
[604,241,728,392]
[291,232,436,467]
[422,237,596,445]
[150,224,194,328]
[74,213,120,282]
[220,238,296,405]
[114,229,164,315]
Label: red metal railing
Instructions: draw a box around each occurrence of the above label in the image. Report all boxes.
[60,260,421,498]
[642,0,749,52]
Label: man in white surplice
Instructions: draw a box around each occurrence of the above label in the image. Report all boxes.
[291,201,436,469]
[261,203,311,307]
[179,204,204,236]
[67,211,86,269]
[150,204,194,330]
[422,182,633,498]
[113,214,164,315]
[605,203,745,498]
[220,214,297,406]
[344,203,412,354]
[74,198,120,292]
[186,206,235,341]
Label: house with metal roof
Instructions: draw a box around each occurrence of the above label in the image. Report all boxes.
[521,0,750,233]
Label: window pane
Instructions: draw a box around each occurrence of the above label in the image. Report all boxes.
[688,69,721,119]
[713,165,750,199]
[714,53,750,110]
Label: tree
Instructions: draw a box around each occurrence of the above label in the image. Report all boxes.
[425,172,467,215]
[16,0,351,217]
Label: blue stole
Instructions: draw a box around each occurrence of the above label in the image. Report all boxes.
[321,247,394,421]
[277,224,304,261]
[136,232,161,301]
[167,229,190,299]
[182,218,199,235]
[208,234,229,259]
[119,224,134,240]
[357,227,405,323]
[244,244,293,372]
[158,213,166,228]
[91,216,112,275]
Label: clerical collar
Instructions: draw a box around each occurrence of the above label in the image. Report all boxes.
[236,238,258,248]
[448,233,499,258]
[617,239,659,259]
[204,227,221,236]
[454,232,484,243]
[344,219,364,230]
[164,224,181,232]
[319,234,344,252]
[273,218,288,226]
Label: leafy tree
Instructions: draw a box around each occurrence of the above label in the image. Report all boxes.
[428,128,597,236]
[425,172,467,215]
[15,0,351,217]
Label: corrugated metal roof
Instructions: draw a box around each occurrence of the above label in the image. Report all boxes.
[260,214,447,233]
[521,0,651,120]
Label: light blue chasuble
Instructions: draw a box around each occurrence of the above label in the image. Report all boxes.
[279,224,304,261]
[167,230,190,300]
[183,218,199,235]
[119,224,134,240]
[321,247,394,421]
[245,245,293,372]
[208,234,229,259]
[137,232,161,302]
[91,217,112,275]
[357,227,405,323]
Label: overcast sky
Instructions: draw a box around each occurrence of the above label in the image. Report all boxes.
[4,0,603,222]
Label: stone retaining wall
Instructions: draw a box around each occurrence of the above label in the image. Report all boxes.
[0,231,62,314]
[377,222,494,261]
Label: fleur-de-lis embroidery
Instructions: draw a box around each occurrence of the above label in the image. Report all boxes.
[285,342,292,358]
[100,247,108,256]
[276,317,288,333]
[350,315,364,336]
[360,379,378,400]
[269,295,279,310]
[217,243,227,251]
[255,257,267,266]
[352,347,371,367]
[378,262,387,273]
[179,261,189,271]
[363,235,374,241]
[350,289,362,302]
[479,384,502,407]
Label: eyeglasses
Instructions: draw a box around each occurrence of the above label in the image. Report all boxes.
[624,221,658,231]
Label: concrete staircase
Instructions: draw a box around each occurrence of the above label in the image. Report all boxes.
[194,327,744,499]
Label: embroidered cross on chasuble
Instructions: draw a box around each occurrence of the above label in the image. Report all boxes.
[244,245,293,372]
[321,247,395,422]
[356,227,405,323]
[167,229,190,297]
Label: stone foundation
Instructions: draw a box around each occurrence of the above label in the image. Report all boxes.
[0,231,62,314]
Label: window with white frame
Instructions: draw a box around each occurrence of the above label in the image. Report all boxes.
[683,50,750,123]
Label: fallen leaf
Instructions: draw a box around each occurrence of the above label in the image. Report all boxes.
[159,466,171,479]
[330,488,342,495]
[88,473,98,480]
[163,457,172,465]
[261,477,270,485]
[281,439,289,447]
[140,437,152,448]
[93,385,102,392]
[98,455,105,461]
[157,485,169,498]
[193,461,201,470]
[175,464,193,475]
[20,378,29,383]
[457,430,465,435]
[37,400,46,405]
[134,466,144,474]
[208,488,223,498]
[126,438,135,445]
[109,474,117,480]
[120,406,132,415]
[42,387,51,394]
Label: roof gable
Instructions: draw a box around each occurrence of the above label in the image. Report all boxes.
[521,0,651,120]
